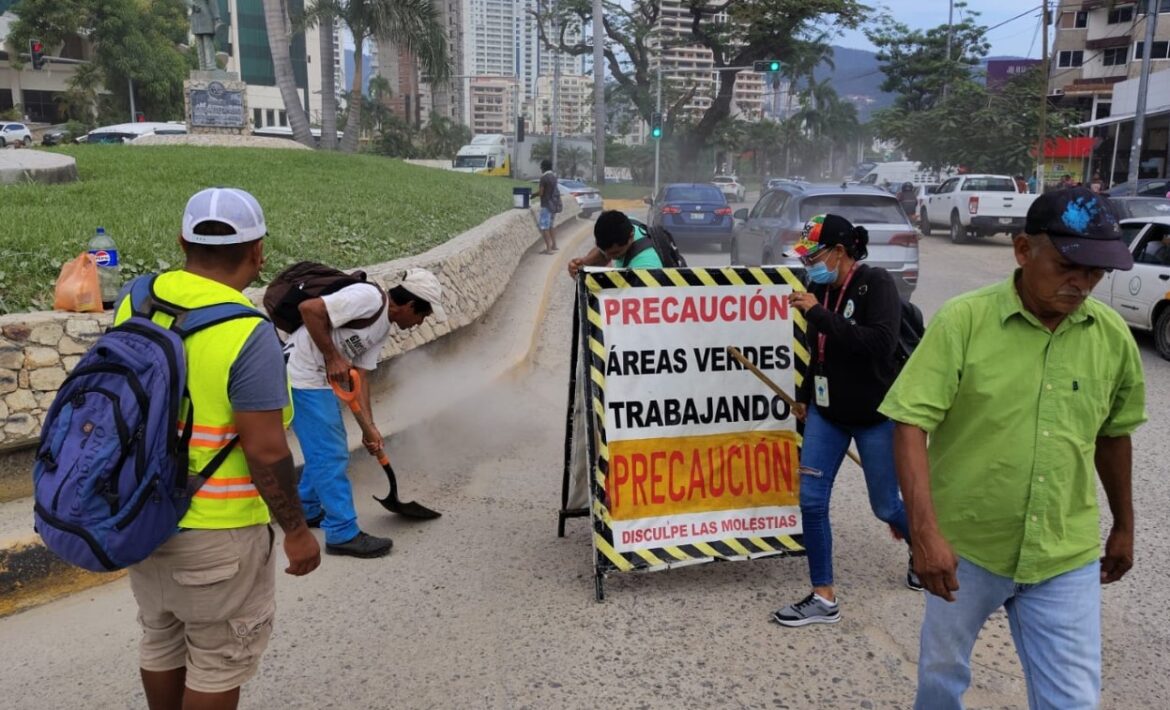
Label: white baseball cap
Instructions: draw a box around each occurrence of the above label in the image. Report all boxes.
[181,187,267,244]
[400,268,447,322]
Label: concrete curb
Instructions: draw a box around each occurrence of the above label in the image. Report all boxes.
[0,217,592,619]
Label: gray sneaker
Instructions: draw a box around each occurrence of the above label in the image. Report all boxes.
[771,593,841,627]
[907,553,924,592]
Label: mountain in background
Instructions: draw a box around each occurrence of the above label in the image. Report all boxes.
[814,46,1029,123]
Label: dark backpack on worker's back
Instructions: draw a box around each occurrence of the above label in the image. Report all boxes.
[896,298,925,368]
[33,275,263,572]
[263,261,386,334]
[625,220,688,268]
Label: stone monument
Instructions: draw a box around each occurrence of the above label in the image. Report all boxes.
[183,0,248,135]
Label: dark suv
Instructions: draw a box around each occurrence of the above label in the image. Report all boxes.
[730,184,920,298]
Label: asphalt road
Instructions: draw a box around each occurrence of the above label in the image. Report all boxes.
[1,227,1166,708]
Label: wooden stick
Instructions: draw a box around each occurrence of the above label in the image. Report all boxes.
[726,346,862,467]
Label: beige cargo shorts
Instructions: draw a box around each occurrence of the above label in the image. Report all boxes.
[128,524,276,694]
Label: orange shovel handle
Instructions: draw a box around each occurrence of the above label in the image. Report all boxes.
[329,368,363,413]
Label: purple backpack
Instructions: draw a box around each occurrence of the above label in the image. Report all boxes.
[33,275,264,572]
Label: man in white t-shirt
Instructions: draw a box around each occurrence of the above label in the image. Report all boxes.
[284,268,445,558]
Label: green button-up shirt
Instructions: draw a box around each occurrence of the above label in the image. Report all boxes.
[879,273,1146,583]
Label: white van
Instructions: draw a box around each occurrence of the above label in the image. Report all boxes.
[855,161,956,191]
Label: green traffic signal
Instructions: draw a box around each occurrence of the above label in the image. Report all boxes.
[769,60,780,72]
[650,112,663,139]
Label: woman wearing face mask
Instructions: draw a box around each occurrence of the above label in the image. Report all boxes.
[771,213,920,628]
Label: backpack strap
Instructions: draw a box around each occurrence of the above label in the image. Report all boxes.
[624,237,657,264]
[338,283,387,330]
[172,302,267,338]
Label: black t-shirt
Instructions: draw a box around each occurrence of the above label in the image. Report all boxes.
[796,263,902,427]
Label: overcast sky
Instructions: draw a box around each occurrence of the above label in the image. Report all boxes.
[837,1,1047,58]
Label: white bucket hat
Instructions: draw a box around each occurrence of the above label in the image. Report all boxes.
[182,187,267,244]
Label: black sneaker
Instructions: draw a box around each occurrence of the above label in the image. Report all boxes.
[305,511,325,529]
[771,593,841,627]
[325,532,393,558]
[907,554,924,592]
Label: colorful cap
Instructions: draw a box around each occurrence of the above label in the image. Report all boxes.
[783,213,855,259]
[1025,188,1132,270]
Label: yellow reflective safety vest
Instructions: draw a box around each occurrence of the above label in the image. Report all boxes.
[114,270,293,529]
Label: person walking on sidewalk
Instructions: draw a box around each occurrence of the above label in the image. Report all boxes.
[532,159,561,254]
[567,210,664,277]
[116,187,321,709]
[880,188,1146,710]
[771,213,919,629]
[283,269,446,558]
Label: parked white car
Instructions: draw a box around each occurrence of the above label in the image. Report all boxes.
[919,174,1037,244]
[0,122,33,147]
[1092,216,1170,359]
[712,175,746,202]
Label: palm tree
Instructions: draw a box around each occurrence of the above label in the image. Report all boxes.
[261,0,315,146]
[329,0,451,153]
[316,6,338,149]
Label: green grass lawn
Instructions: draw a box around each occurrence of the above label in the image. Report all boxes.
[599,183,653,201]
[0,146,521,315]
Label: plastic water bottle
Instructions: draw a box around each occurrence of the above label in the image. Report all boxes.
[87,227,121,309]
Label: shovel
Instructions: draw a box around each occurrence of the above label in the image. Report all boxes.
[331,368,442,520]
[726,346,862,467]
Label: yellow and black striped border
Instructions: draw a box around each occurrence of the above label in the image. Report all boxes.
[580,266,809,576]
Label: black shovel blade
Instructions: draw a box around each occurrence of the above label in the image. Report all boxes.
[373,493,442,520]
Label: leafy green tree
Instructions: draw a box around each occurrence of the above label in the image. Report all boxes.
[9,0,191,122]
[866,2,989,113]
[535,0,865,171]
[370,114,417,157]
[416,113,471,159]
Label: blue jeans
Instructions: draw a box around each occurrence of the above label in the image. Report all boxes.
[916,558,1101,710]
[290,388,360,545]
[799,405,910,587]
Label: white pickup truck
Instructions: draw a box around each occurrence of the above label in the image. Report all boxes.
[919,174,1037,244]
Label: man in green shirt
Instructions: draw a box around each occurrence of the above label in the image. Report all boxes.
[567,210,664,277]
[880,188,1146,710]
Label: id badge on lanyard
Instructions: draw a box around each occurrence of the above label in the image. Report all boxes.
[813,264,858,408]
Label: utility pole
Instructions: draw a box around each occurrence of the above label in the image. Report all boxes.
[1035,0,1050,191]
[1126,0,1160,194]
[551,0,561,174]
[592,0,605,185]
[944,0,954,98]
[654,62,662,197]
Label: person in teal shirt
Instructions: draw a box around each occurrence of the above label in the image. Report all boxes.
[567,210,663,277]
[880,188,1146,710]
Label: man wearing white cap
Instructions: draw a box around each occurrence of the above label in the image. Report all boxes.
[283,267,446,557]
[115,187,320,709]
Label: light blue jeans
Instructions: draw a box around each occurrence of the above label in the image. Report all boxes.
[290,388,360,545]
[538,207,554,231]
[916,557,1101,710]
[799,405,911,587]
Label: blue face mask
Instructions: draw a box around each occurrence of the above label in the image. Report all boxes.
[807,260,838,285]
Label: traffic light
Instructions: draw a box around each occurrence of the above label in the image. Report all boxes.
[650,112,663,139]
[753,59,781,73]
[29,39,45,70]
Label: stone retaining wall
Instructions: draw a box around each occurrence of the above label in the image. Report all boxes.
[0,203,576,450]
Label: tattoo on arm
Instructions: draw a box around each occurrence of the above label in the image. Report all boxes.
[249,454,306,533]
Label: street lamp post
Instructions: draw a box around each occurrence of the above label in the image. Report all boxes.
[1126,1,1160,194]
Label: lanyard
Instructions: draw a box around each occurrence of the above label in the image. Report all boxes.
[816,263,859,368]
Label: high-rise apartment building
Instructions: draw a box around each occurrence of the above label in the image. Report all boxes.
[528,73,593,136]
[650,0,764,121]
[459,0,584,126]
[469,75,519,134]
